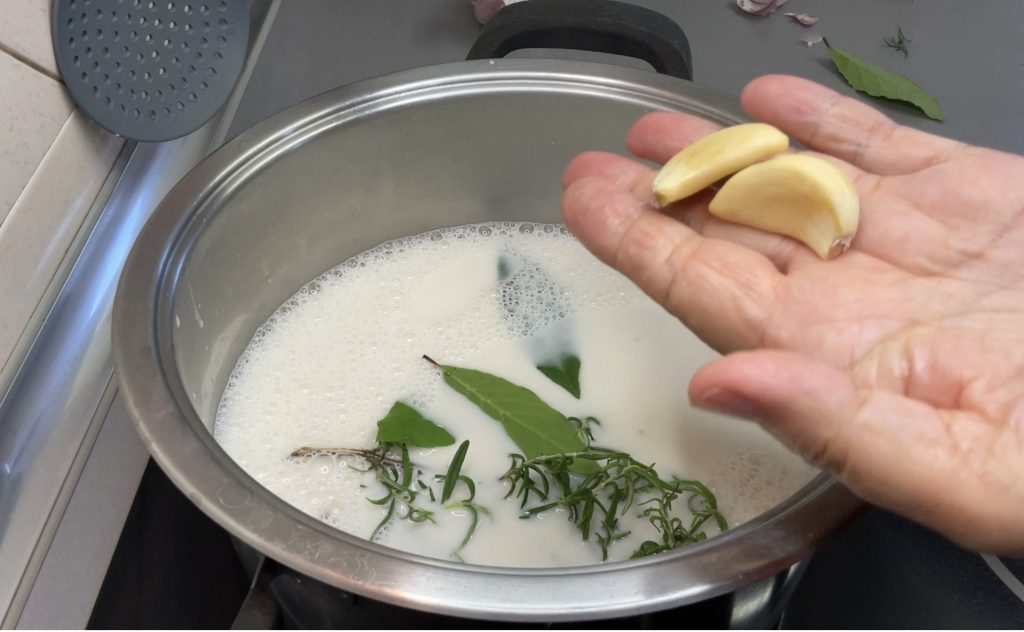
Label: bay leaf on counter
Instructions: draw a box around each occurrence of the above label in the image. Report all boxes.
[825,40,944,121]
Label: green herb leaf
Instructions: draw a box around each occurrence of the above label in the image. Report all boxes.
[427,358,587,459]
[825,40,943,121]
[441,440,470,503]
[536,354,582,399]
[375,402,455,448]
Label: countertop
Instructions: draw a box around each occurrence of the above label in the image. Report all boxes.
[228,0,1024,154]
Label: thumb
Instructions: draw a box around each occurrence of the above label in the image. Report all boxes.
[688,350,1020,553]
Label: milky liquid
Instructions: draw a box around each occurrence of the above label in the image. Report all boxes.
[214,223,816,567]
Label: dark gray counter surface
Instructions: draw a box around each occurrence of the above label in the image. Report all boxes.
[229,0,1024,154]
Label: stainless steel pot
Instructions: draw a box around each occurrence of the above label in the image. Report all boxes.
[113,8,862,621]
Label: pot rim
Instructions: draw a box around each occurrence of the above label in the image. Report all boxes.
[113,58,864,622]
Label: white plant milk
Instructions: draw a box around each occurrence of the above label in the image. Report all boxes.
[214,223,816,567]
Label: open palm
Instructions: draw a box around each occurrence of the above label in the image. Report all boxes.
[561,75,1024,555]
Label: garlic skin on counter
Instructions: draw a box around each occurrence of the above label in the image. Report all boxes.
[472,0,528,24]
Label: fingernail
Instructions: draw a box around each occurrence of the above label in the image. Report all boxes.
[693,387,764,421]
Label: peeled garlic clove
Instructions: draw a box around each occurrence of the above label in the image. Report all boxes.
[708,154,860,259]
[652,123,789,208]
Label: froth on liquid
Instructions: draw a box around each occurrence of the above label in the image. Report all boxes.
[214,222,816,567]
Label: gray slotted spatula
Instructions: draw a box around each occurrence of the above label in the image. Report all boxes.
[52,0,249,142]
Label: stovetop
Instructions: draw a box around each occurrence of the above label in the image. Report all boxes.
[88,463,1024,629]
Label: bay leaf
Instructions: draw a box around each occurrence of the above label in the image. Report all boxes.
[826,41,944,121]
[536,355,582,399]
[375,401,455,448]
[437,363,587,459]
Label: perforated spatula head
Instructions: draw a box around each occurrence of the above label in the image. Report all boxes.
[53,0,249,142]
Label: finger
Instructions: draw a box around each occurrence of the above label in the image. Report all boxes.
[741,74,969,176]
[690,350,1024,555]
[561,175,782,352]
[626,111,723,164]
[562,150,657,202]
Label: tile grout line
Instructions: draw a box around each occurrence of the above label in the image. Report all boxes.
[0,108,79,231]
[0,130,130,403]
[0,109,82,375]
[0,42,63,84]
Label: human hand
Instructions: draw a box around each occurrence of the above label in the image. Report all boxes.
[560,74,1024,555]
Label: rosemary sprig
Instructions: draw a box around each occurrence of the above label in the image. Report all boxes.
[289,445,403,467]
[501,417,727,560]
[883,25,911,58]
[366,443,435,541]
[434,440,490,560]
[295,439,489,559]
[438,474,492,562]
[290,440,434,540]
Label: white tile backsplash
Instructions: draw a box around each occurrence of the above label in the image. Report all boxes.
[0,50,73,225]
[0,109,123,374]
[0,0,58,76]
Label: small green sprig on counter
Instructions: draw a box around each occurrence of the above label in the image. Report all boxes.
[883,25,911,58]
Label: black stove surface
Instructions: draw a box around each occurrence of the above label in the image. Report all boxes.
[87,462,1024,629]
[88,462,250,630]
[782,512,1024,629]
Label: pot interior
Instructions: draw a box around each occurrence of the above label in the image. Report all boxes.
[171,85,742,427]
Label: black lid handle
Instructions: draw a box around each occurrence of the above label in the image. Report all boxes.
[467,0,693,81]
